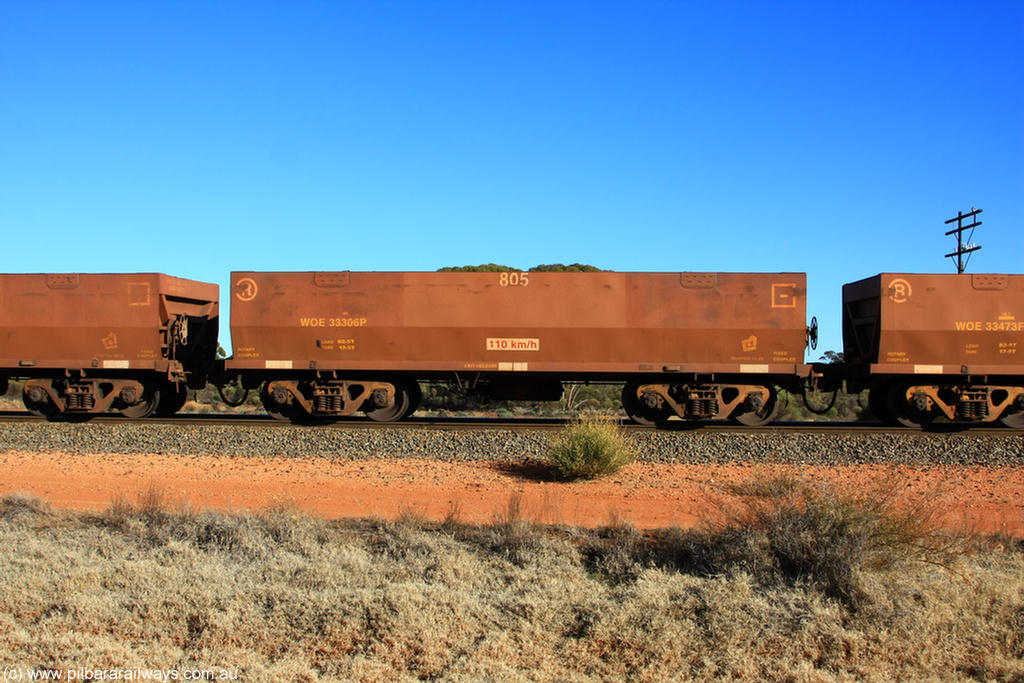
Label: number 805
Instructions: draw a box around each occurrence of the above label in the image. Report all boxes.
[499,271,529,287]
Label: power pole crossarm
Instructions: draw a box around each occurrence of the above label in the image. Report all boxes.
[944,208,983,274]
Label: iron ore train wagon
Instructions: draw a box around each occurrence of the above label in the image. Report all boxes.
[838,273,1024,428]
[0,273,219,417]
[224,270,809,424]
[1,268,1023,429]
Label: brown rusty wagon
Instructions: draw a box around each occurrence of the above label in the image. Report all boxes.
[224,270,812,424]
[842,273,1024,427]
[0,273,219,418]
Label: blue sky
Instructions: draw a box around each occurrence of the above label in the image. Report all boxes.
[2,0,1021,355]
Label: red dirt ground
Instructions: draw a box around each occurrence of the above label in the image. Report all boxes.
[1,450,1022,535]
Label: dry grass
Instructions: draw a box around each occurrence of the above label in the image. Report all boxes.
[580,474,974,609]
[698,472,967,607]
[0,486,1021,682]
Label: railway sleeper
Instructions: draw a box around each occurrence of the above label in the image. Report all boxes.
[22,377,158,418]
[261,379,396,419]
[630,383,776,424]
[893,384,1024,424]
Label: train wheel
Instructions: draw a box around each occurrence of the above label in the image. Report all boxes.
[260,383,300,421]
[887,384,934,428]
[732,387,779,426]
[621,382,671,425]
[155,382,188,417]
[867,386,895,424]
[365,381,414,422]
[22,384,58,418]
[404,382,423,419]
[120,384,161,418]
[1000,411,1024,429]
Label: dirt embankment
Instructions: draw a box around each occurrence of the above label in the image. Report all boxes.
[1,450,1022,535]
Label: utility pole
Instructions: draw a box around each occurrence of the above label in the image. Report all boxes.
[944,208,982,274]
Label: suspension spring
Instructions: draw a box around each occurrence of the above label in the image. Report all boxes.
[314,393,344,414]
[687,397,719,419]
[65,388,94,410]
[958,399,988,420]
[957,390,989,420]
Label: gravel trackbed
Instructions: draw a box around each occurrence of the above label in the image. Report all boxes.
[1,421,1021,534]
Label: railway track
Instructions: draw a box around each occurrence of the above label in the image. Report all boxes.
[1,409,1021,436]
[1,407,1021,535]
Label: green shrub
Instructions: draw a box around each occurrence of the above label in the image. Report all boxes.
[545,416,636,480]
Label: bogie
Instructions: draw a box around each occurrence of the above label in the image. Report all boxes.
[622,381,781,426]
[20,377,161,420]
[257,378,416,422]
[882,382,1024,428]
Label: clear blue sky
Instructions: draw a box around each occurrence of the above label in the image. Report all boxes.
[2,1,1021,356]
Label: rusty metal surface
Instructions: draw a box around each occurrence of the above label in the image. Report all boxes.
[0,273,219,377]
[227,271,808,377]
[843,273,1024,375]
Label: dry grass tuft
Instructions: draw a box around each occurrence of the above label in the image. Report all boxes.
[545,415,636,480]
[102,493,134,530]
[397,505,431,528]
[706,472,962,606]
[581,472,965,608]
[136,482,170,523]
[481,493,547,564]
[0,493,56,525]
[441,499,465,532]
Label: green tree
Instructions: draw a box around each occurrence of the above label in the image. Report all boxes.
[438,263,605,272]
[437,264,517,272]
[529,263,604,272]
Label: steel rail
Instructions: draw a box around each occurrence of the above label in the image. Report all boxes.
[0,410,1020,435]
